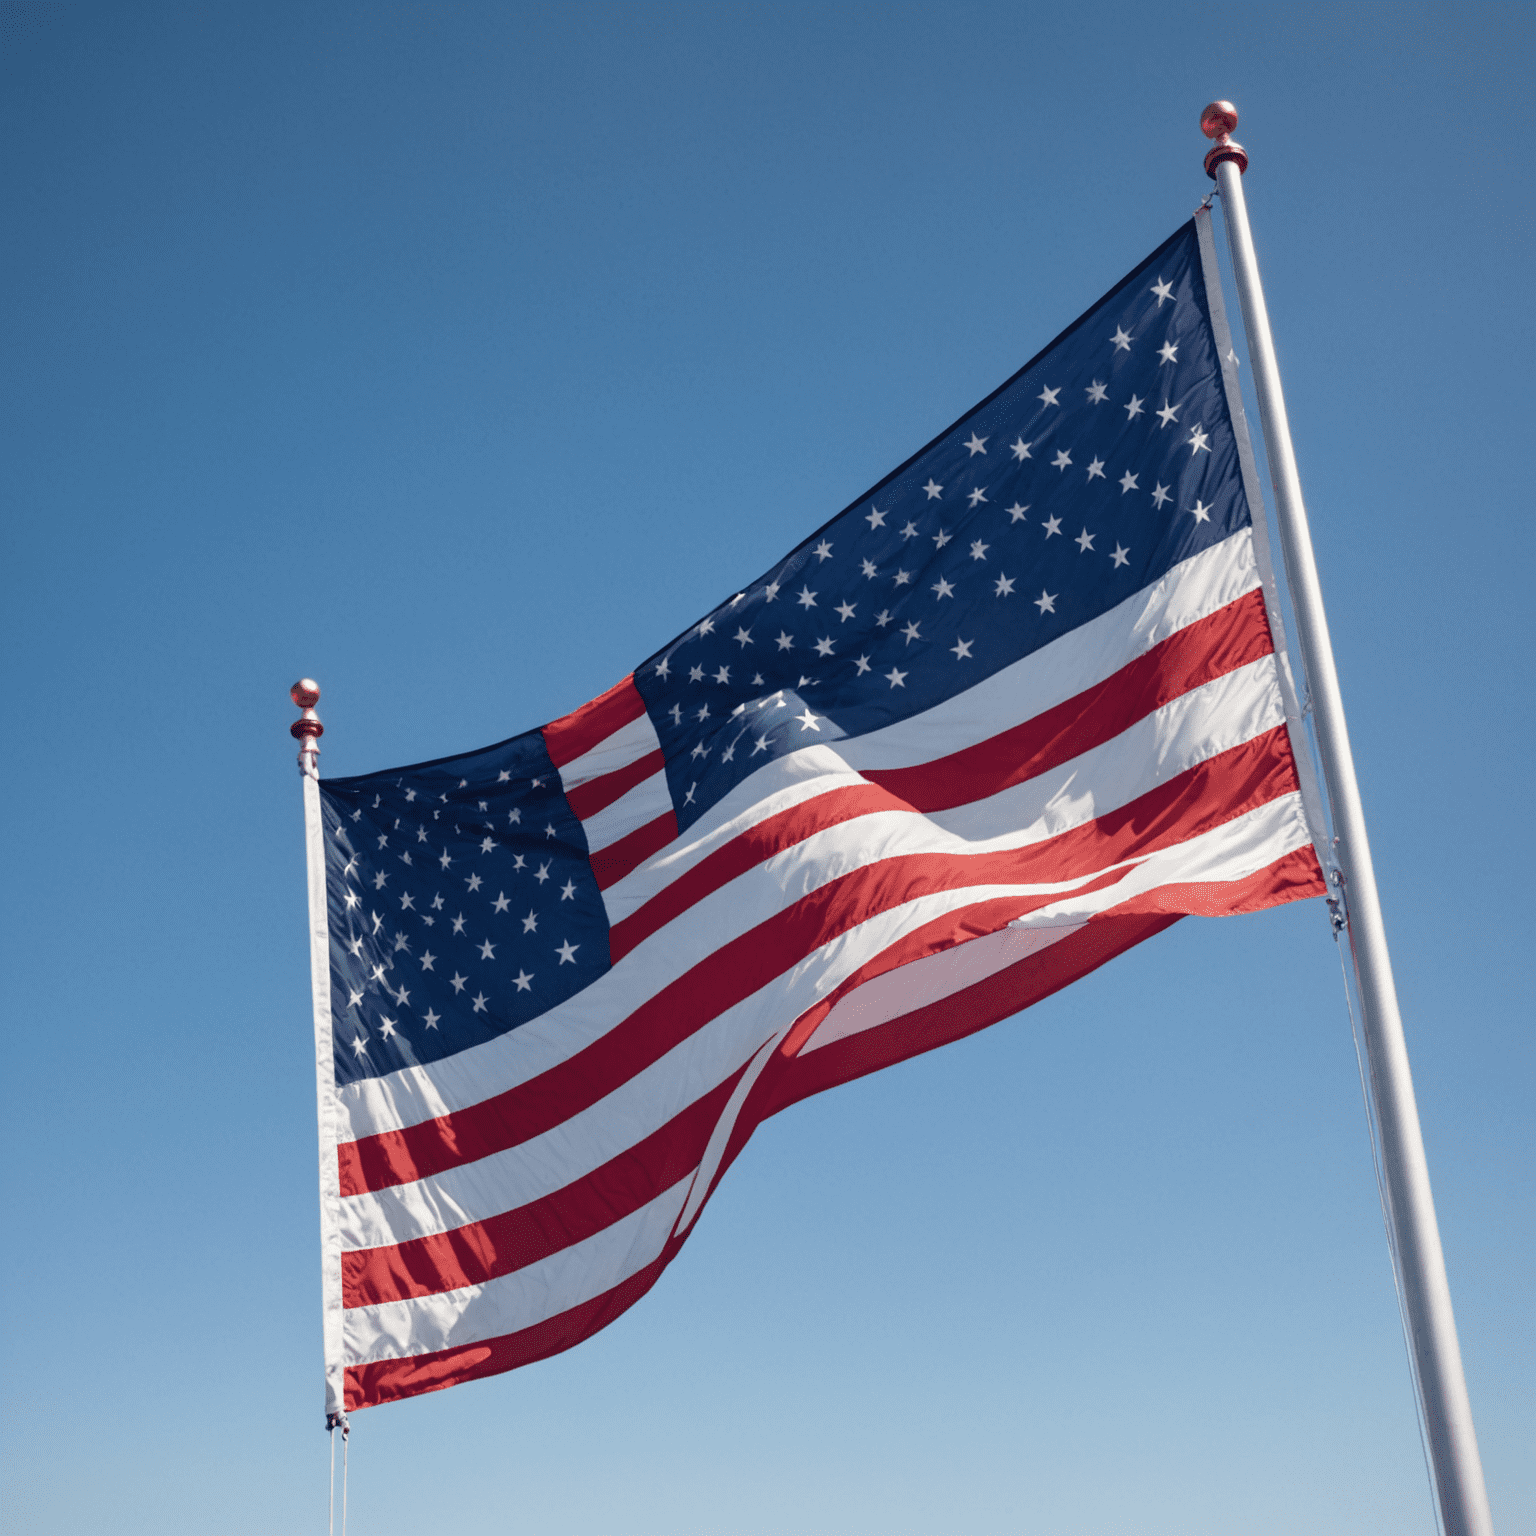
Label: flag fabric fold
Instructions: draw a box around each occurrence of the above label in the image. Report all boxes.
[314,212,1324,1413]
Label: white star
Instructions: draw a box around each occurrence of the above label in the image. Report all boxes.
[1038,385,1061,406]
[1075,528,1095,552]
[346,936,363,957]
[1035,590,1057,614]
[1111,543,1131,568]
[966,487,987,508]
[860,558,878,578]
[654,657,671,680]
[1086,458,1106,481]
[1158,340,1178,365]
[764,580,780,602]
[560,880,576,900]
[776,631,794,650]
[431,894,444,910]
[472,992,488,1013]
[420,950,436,971]
[344,889,360,911]
[347,988,363,1008]
[1110,327,1133,352]
[479,836,495,854]
[813,636,834,657]
[1151,277,1175,306]
[1052,449,1072,471]
[835,600,856,622]
[1190,499,1212,523]
[713,665,730,684]
[342,856,358,878]
[794,708,822,732]
[1151,482,1172,509]
[1010,437,1031,461]
[439,848,452,870]
[478,938,495,960]
[350,1036,368,1057]
[378,1016,398,1039]
[892,570,912,587]
[556,940,579,965]
[451,913,466,934]
[752,735,770,754]
[813,540,833,562]
[901,620,922,645]
[885,667,907,688]
[923,479,943,499]
[415,827,428,844]
[465,873,483,893]
[964,432,987,455]
[933,531,953,551]
[1007,502,1030,523]
[373,871,388,890]
[1157,400,1180,427]
[423,1009,440,1029]
[729,592,745,607]
[492,891,510,913]
[875,608,893,626]
[507,809,520,825]
[1042,514,1063,538]
[853,654,872,674]
[969,539,988,560]
[449,972,468,993]
[535,861,551,883]
[866,505,887,528]
[734,627,752,647]
[900,521,919,539]
[513,970,533,992]
[994,573,1016,596]
[1123,395,1145,424]
[1119,470,1139,493]
[522,909,538,932]
[688,664,705,683]
[1187,424,1210,454]
[951,638,974,659]
[1086,380,1108,404]
[931,577,955,600]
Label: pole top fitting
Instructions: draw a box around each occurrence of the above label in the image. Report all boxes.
[290,678,324,775]
[1200,100,1248,180]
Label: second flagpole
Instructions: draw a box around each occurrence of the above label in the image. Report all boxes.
[1199,104,1493,1536]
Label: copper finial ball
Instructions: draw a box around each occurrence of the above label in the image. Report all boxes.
[291,678,321,709]
[1200,99,1248,179]
[1201,101,1239,140]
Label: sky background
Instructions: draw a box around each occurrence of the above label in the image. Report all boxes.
[2,4,1531,1533]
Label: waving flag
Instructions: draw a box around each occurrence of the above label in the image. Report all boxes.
[312,210,1326,1415]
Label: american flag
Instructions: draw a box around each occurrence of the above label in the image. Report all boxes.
[314,212,1326,1416]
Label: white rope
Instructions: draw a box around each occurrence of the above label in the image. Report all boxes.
[1332,892,1444,1535]
[328,1424,336,1536]
[341,1418,350,1536]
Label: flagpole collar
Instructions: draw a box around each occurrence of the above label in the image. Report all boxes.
[290,678,324,773]
[1200,100,1248,179]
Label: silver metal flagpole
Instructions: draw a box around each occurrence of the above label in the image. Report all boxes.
[291,680,348,1433]
[1199,104,1494,1536]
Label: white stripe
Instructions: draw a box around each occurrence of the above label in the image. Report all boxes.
[340,789,1311,1250]
[343,1176,693,1367]
[557,707,661,792]
[335,651,1287,1146]
[579,768,672,854]
[800,917,1089,1055]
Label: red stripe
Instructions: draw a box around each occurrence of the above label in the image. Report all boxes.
[343,1069,745,1309]
[338,727,1300,1197]
[565,748,666,821]
[610,783,903,962]
[542,674,646,769]
[861,587,1272,811]
[340,845,1322,1411]
[344,1242,682,1412]
[610,589,1273,959]
[591,808,678,891]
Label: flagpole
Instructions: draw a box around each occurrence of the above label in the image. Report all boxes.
[291,680,348,1430]
[1199,104,1493,1536]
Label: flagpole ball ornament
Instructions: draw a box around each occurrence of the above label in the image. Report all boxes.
[290,678,323,774]
[1201,100,1248,179]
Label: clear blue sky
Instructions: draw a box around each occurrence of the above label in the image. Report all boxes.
[2,4,1530,1533]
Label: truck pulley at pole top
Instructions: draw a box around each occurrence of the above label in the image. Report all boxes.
[1200,101,1494,1536]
